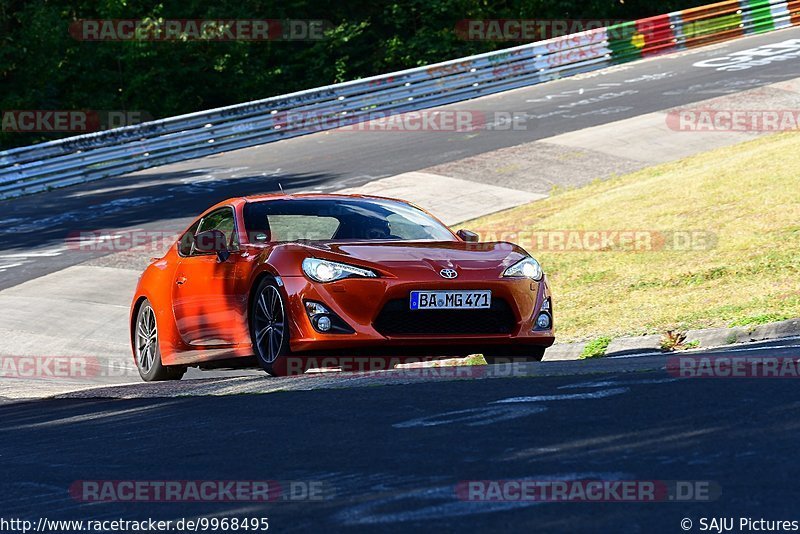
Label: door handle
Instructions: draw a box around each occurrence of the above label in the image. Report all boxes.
[176,276,187,285]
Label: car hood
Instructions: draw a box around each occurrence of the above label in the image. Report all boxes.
[297,241,530,277]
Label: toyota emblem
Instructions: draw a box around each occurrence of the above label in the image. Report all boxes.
[439,269,458,279]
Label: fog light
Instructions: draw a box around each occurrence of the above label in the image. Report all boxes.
[317,316,332,332]
[304,300,355,334]
[536,313,551,330]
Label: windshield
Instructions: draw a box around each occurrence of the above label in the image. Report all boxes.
[243,198,455,243]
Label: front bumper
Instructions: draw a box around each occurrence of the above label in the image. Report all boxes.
[282,273,555,354]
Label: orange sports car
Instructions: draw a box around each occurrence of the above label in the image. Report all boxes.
[130,194,554,380]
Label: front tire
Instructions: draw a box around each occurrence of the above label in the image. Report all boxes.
[134,300,186,381]
[250,278,294,376]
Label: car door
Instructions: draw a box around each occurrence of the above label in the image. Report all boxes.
[171,207,248,347]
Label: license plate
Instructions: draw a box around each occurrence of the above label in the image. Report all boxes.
[410,290,492,310]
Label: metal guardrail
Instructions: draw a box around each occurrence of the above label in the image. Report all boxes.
[1,0,798,200]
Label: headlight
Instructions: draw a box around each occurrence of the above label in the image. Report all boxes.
[302,258,377,283]
[502,257,543,281]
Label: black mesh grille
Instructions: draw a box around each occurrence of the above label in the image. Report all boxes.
[373,298,516,336]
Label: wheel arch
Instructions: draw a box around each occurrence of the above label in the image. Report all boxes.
[129,295,149,360]
[130,288,183,366]
[246,267,283,323]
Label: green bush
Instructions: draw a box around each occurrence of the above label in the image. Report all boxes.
[581,336,612,359]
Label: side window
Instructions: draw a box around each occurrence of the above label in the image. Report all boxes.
[178,220,201,257]
[196,208,238,252]
[179,207,238,257]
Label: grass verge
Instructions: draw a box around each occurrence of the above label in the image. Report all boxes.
[461,132,800,342]
[581,337,612,359]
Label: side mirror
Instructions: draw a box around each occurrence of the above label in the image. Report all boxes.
[457,229,480,243]
[194,229,230,262]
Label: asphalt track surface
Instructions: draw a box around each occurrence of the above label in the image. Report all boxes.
[1,341,799,532]
[2,27,800,289]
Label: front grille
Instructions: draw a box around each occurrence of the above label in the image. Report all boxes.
[373,298,516,336]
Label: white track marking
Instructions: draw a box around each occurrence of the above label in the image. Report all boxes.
[558,378,677,389]
[393,405,547,429]
[0,247,66,259]
[0,247,67,274]
[394,387,629,429]
[493,387,629,403]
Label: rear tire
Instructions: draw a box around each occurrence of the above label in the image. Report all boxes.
[134,300,186,381]
[250,278,295,376]
[483,347,546,365]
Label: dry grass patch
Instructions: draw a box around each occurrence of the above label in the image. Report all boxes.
[461,132,800,342]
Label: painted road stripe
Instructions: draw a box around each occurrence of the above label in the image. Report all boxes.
[493,388,630,403]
